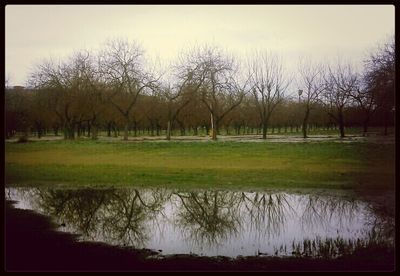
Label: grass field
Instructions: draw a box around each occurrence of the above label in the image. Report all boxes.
[5,139,395,191]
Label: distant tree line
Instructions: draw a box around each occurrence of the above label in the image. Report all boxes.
[5,37,395,141]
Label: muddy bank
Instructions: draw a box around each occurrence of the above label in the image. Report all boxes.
[5,200,394,271]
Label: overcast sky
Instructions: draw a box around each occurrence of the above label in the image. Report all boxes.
[5,5,394,86]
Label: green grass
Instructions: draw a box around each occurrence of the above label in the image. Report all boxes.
[5,140,395,191]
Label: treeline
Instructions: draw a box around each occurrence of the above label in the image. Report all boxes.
[5,38,394,141]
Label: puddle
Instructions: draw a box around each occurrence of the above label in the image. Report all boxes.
[5,187,393,258]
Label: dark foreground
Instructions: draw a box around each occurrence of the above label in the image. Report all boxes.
[5,201,395,272]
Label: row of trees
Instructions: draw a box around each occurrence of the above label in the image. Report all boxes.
[5,38,395,141]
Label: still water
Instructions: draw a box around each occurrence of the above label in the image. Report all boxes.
[5,187,392,258]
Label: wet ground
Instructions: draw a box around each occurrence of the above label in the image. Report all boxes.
[6,133,395,144]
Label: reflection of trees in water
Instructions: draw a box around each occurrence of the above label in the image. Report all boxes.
[173,190,243,248]
[26,188,170,248]
[240,192,296,239]
[6,187,42,210]
[101,188,170,246]
[6,187,393,257]
[364,202,394,244]
[289,232,393,259]
[173,191,298,248]
[300,195,362,232]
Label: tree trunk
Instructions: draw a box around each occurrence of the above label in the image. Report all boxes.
[262,120,267,140]
[338,111,345,138]
[64,121,75,140]
[211,116,218,141]
[384,110,389,136]
[107,122,112,137]
[302,108,310,138]
[87,121,91,137]
[156,124,160,136]
[123,120,129,141]
[210,113,217,140]
[91,124,98,140]
[166,120,171,140]
[77,123,81,138]
[150,127,154,136]
[362,116,370,136]
[36,122,42,139]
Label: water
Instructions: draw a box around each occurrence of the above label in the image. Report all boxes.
[5,187,393,258]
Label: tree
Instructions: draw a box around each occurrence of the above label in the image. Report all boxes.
[322,62,358,138]
[5,86,32,140]
[349,85,377,136]
[247,51,289,139]
[184,45,246,140]
[297,60,325,138]
[160,58,205,140]
[363,37,395,135]
[99,39,158,140]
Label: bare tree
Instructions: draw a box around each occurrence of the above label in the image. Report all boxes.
[247,51,289,139]
[183,45,246,140]
[349,85,377,136]
[363,37,395,135]
[99,39,158,140]
[322,62,358,138]
[159,59,206,140]
[29,52,99,139]
[297,59,325,138]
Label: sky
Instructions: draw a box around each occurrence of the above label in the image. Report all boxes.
[5,5,394,87]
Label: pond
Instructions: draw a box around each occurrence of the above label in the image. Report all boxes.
[5,187,394,259]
